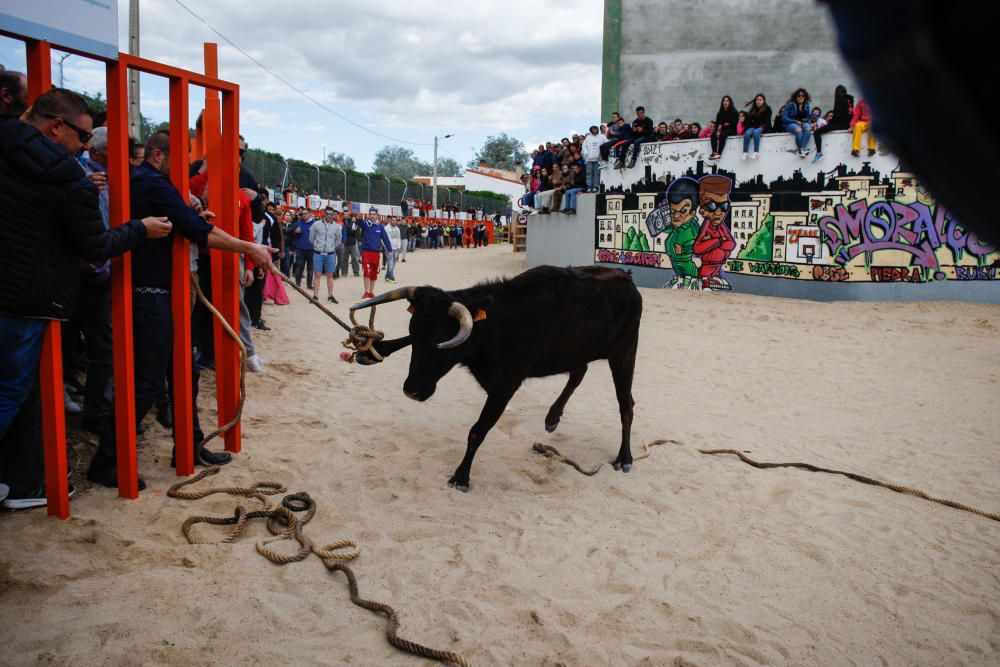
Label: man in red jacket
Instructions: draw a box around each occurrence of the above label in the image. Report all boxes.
[692,175,736,291]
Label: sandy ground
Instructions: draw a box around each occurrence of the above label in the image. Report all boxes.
[2,243,999,666]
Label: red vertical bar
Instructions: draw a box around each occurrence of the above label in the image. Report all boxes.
[202,45,233,450]
[220,86,242,452]
[26,40,69,518]
[169,77,195,476]
[106,59,140,499]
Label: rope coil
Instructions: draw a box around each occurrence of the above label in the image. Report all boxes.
[277,270,384,362]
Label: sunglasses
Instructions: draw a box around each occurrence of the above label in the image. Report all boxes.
[43,113,92,144]
[702,200,731,213]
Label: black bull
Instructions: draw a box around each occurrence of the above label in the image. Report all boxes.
[351,265,642,491]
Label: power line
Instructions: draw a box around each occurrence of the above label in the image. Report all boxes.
[172,0,433,147]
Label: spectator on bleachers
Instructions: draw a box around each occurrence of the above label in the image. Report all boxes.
[582,125,603,193]
[709,96,738,160]
[668,119,686,140]
[608,116,634,167]
[617,106,654,169]
[813,84,855,160]
[736,112,747,135]
[560,163,587,214]
[521,168,541,211]
[654,122,670,141]
[599,111,623,162]
[698,121,714,139]
[687,123,702,139]
[782,88,813,158]
[531,144,553,171]
[824,111,834,123]
[535,164,563,214]
[741,93,772,160]
[850,97,877,157]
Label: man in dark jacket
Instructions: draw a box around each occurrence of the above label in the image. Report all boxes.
[340,215,361,277]
[0,88,173,508]
[621,106,655,168]
[85,130,275,491]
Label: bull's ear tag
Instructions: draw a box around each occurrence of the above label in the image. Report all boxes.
[473,309,487,322]
[407,304,415,314]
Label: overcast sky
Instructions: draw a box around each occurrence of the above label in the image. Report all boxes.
[0,0,604,171]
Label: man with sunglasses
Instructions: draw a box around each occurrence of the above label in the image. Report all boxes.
[0,88,174,508]
[692,175,736,291]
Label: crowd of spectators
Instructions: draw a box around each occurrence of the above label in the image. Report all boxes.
[518,83,876,212]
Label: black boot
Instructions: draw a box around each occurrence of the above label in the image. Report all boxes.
[171,442,232,467]
[87,459,147,491]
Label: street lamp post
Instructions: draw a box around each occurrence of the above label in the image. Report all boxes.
[365,174,371,205]
[57,53,72,87]
[432,133,453,211]
[384,176,390,205]
[313,165,320,197]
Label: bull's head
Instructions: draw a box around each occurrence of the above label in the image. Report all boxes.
[351,286,487,401]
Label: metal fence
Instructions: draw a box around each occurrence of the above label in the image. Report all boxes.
[242,150,508,214]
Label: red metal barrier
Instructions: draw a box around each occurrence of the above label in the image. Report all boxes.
[2,30,242,516]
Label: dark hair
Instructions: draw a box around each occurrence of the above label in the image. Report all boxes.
[791,88,811,104]
[128,136,144,160]
[667,177,699,208]
[0,70,25,113]
[835,84,847,99]
[745,93,767,109]
[27,87,91,123]
[589,125,599,132]
[635,106,645,112]
[719,96,733,112]
[691,122,701,132]
[144,130,170,157]
[673,118,682,124]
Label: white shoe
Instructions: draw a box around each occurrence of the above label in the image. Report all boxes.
[246,355,266,374]
[741,153,748,161]
[751,152,759,160]
[664,276,681,289]
[0,483,8,503]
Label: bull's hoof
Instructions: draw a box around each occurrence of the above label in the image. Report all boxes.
[447,475,470,492]
[544,418,559,433]
[621,463,631,473]
[612,460,621,471]
[612,459,632,472]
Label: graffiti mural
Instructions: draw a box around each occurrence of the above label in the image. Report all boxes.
[592,134,1000,288]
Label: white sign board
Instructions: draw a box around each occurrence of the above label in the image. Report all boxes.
[1,0,119,60]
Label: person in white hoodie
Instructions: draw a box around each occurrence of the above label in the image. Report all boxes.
[385,217,401,283]
[581,125,604,193]
[308,206,342,303]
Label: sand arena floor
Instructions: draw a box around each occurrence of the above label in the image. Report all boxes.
[2,243,999,666]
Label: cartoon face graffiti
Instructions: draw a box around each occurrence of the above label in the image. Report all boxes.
[698,176,732,228]
[669,199,695,227]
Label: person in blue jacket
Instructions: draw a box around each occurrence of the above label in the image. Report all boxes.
[782,88,813,158]
[359,208,393,299]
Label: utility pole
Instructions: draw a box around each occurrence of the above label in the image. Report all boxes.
[57,53,71,87]
[128,0,141,140]
[432,133,453,210]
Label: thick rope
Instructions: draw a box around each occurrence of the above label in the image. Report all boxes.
[190,275,247,465]
[531,439,680,476]
[697,449,1000,523]
[277,270,384,362]
[533,439,999,523]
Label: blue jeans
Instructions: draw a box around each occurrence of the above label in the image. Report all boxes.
[563,188,584,210]
[386,250,398,280]
[743,128,764,153]
[787,122,812,150]
[585,160,600,190]
[0,314,46,440]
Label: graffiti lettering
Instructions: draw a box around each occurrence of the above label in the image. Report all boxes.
[727,260,744,272]
[747,262,800,278]
[788,228,820,244]
[955,266,999,281]
[812,265,849,282]
[597,249,664,267]
[869,266,926,283]
[818,200,997,272]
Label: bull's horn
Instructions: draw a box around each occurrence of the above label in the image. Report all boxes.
[437,302,474,349]
[351,286,417,310]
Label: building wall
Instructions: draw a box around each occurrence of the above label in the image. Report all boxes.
[606,0,855,126]
[524,130,1000,302]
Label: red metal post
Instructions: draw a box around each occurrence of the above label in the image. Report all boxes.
[169,77,195,476]
[219,86,242,452]
[105,59,141,499]
[25,40,69,519]
[201,44,237,452]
